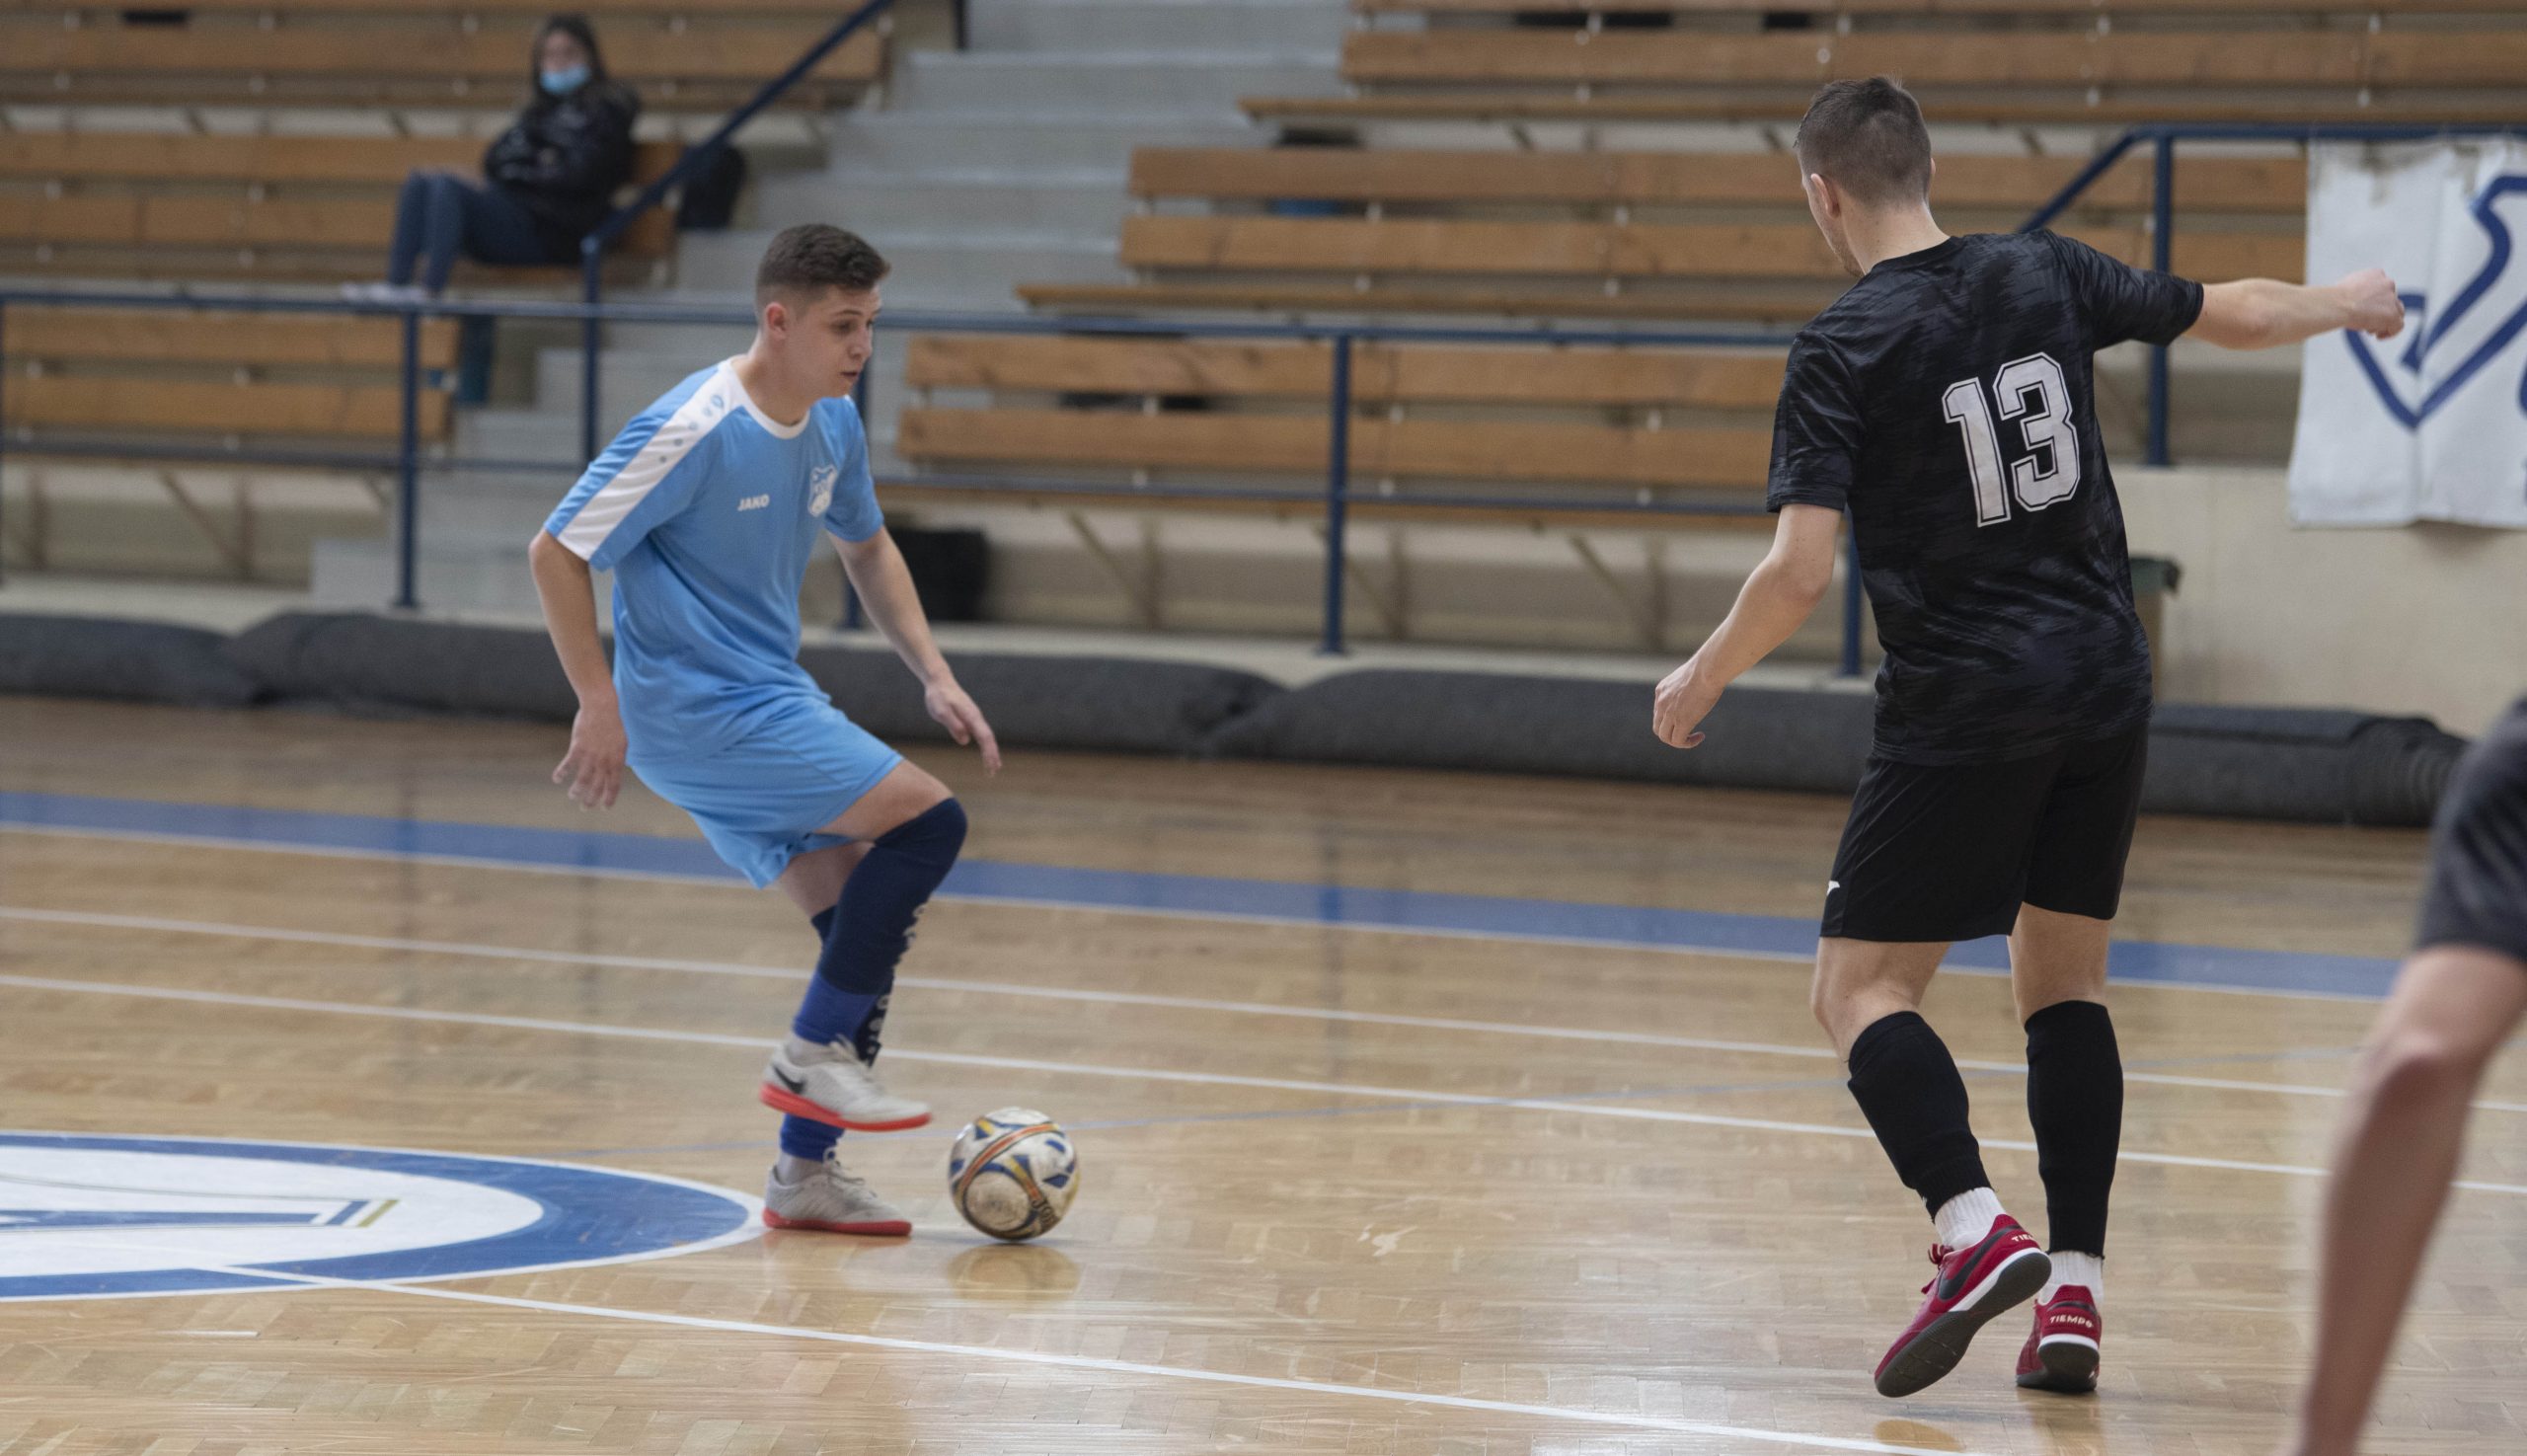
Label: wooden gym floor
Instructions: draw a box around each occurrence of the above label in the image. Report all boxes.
[0,695,2515,1456]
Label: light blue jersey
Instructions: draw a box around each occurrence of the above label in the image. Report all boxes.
[545,357,884,757]
[544,358,902,886]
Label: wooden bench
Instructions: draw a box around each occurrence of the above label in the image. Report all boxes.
[0,10,884,110]
[0,134,679,281]
[1024,143,2301,318]
[3,310,459,442]
[0,309,464,580]
[896,334,1780,508]
[1337,30,2526,89]
[889,332,1797,636]
[1123,148,2306,214]
[1356,0,2522,11]
[1248,1,2527,124]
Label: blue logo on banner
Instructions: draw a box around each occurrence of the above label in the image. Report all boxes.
[0,1132,758,1301]
[2345,174,2527,430]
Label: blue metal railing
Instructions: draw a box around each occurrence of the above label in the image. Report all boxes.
[2017,120,2527,467]
[0,289,1807,657]
[577,0,902,463]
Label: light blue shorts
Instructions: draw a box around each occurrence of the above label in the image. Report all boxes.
[630,697,904,888]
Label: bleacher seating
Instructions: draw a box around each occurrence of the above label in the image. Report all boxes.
[3,308,460,445]
[0,132,678,282]
[1245,0,2527,125]
[891,333,1784,533]
[1020,147,2304,318]
[0,4,884,112]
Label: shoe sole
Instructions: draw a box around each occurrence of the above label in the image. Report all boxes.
[758,1083,932,1132]
[762,1208,911,1237]
[1876,1249,2052,1399]
[2017,1337,2101,1394]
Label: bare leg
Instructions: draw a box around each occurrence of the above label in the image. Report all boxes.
[1811,936,1950,1058]
[2284,946,2527,1456]
[2009,904,2110,1023]
[772,759,953,916]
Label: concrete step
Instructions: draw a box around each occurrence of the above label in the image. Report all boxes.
[818,112,1263,171]
[757,167,1131,234]
[311,531,556,614]
[889,48,1341,114]
[967,0,1350,52]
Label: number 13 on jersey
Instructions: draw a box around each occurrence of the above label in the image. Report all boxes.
[1941,352,2081,526]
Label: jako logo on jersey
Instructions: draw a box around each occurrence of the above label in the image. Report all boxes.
[2344,174,2527,430]
[737,495,772,512]
[0,1132,756,1301]
[808,465,838,517]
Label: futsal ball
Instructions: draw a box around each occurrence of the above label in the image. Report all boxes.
[948,1108,1079,1242]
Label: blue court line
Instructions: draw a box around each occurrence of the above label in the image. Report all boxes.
[0,790,2405,1000]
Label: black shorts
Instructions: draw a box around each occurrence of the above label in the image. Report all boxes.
[2416,696,2527,965]
[1821,727,2148,944]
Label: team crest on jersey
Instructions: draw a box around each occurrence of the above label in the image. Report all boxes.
[0,1132,756,1301]
[2344,174,2527,429]
[808,465,838,516]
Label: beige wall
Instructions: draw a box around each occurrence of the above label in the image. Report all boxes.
[2120,466,2527,737]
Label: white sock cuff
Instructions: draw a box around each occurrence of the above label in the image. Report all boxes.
[2043,1251,2105,1299]
[1932,1188,2007,1250]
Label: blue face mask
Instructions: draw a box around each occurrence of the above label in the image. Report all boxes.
[539,63,589,97]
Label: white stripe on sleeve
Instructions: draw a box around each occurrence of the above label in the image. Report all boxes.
[555,367,735,561]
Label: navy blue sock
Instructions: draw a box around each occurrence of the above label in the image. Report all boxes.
[779,1114,843,1163]
[788,799,967,1057]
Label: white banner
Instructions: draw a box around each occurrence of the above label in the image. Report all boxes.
[2289,139,2527,529]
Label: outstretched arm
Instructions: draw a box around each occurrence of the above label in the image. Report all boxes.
[2190,268,2406,350]
[1652,503,1842,749]
[833,529,1002,773]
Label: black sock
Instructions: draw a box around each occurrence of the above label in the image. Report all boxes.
[1846,1011,1991,1214]
[2025,999,2121,1256]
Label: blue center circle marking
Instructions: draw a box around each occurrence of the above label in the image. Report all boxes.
[0,1131,760,1301]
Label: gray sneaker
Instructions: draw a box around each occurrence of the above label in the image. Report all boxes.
[758,1035,931,1131]
[763,1151,911,1236]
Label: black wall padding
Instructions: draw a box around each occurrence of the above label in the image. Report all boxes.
[0,612,263,709]
[1203,670,1879,792]
[800,645,1280,757]
[2143,704,2466,826]
[1208,672,2466,826]
[3,609,2471,826]
[217,613,1280,755]
[224,611,586,720]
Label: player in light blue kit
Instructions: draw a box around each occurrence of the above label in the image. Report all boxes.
[529,224,1001,1236]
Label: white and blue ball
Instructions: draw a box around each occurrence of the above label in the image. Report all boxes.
[948,1108,1079,1242]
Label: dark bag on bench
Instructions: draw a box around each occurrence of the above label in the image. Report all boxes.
[675,144,749,232]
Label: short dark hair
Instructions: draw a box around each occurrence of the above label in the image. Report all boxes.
[1794,77,1933,207]
[754,224,890,306]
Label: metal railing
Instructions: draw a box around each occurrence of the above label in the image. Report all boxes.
[576,0,903,462]
[62,120,2527,658]
[0,289,1815,661]
[2016,120,2527,467]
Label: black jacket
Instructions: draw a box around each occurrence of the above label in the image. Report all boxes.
[482,82,641,253]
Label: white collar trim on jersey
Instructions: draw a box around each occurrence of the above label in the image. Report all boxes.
[719,358,809,440]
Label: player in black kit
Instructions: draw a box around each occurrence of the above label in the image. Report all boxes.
[1648,77,2407,1399]
[2283,700,2527,1456]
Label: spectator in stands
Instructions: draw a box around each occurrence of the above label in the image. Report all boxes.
[355,15,640,299]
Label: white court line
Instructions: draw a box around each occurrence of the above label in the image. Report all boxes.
[2,904,2453,1111]
[202,1263,1996,1456]
[7,970,2524,1197]
[0,822,2391,1004]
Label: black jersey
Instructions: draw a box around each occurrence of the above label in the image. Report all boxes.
[1766,231,2203,766]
